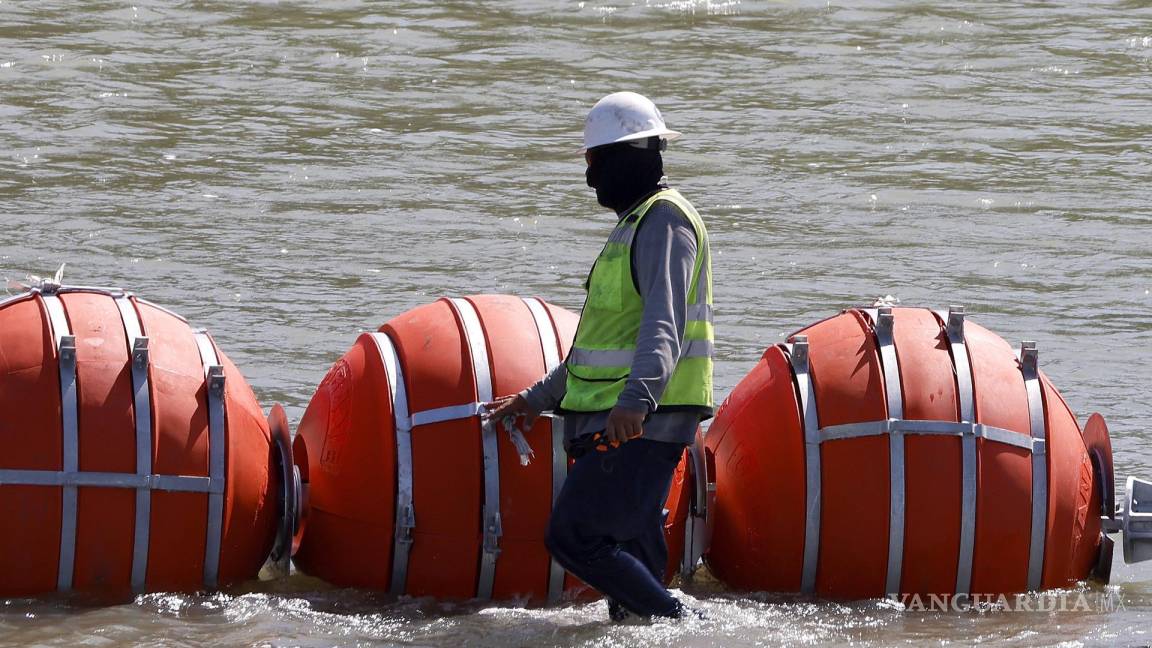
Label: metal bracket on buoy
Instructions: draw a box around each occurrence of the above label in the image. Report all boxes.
[1080,415,1151,579]
[545,414,567,606]
[1103,477,1152,565]
[268,404,299,578]
[395,505,416,544]
[482,509,504,557]
[681,439,714,578]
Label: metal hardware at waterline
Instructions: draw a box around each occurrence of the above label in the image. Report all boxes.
[681,438,713,579]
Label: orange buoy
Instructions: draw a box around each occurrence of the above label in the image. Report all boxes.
[292,294,693,604]
[702,306,1110,599]
[0,282,291,599]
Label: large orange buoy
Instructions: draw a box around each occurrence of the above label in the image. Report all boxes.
[292,295,693,604]
[0,282,293,599]
[702,306,1114,599]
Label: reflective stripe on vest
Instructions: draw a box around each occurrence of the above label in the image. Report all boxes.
[560,188,714,413]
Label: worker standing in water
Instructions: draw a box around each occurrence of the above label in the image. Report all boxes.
[486,91,714,621]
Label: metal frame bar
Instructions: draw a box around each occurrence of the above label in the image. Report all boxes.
[1121,477,1152,564]
[114,295,155,593]
[870,308,907,596]
[46,285,126,297]
[937,306,978,596]
[546,415,567,605]
[788,336,822,595]
[192,331,227,590]
[817,419,1036,451]
[0,470,211,491]
[522,298,561,370]
[42,294,79,593]
[1020,341,1048,591]
[370,332,416,595]
[409,402,483,427]
[448,298,501,600]
[522,297,569,604]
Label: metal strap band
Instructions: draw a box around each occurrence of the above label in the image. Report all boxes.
[115,295,154,593]
[448,298,501,600]
[51,285,126,297]
[940,308,976,423]
[42,294,79,592]
[0,470,212,491]
[546,415,567,605]
[818,419,1036,451]
[369,332,416,595]
[132,298,188,323]
[938,306,977,595]
[871,308,907,595]
[1020,341,1048,591]
[819,421,890,442]
[980,423,1037,450]
[523,298,569,603]
[409,402,483,428]
[192,332,226,590]
[522,297,562,371]
[788,336,821,595]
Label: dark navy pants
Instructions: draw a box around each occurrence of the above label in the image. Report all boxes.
[545,438,686,618]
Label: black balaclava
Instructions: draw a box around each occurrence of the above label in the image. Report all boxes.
[585,139,665,214]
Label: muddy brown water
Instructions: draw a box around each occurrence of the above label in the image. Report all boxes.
[2,1,1150,646]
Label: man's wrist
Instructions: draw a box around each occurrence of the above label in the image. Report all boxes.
[517,389,546,415]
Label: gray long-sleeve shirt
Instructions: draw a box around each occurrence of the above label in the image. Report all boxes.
[520,197,705,446]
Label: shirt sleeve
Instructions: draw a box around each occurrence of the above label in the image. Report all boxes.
[615,201,698,414]
[518,361,568,414]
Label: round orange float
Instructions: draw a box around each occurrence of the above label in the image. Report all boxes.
[0,281,294,599]
[702,306,1114,599]
[292,294,694,604]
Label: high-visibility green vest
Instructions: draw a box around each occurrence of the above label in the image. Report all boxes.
[560,188,714,414]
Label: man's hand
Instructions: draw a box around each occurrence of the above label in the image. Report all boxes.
[604,405,645,446]
[483,394,538,428]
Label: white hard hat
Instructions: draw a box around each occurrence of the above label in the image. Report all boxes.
[582,92,682,152]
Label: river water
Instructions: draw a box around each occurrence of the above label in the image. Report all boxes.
[3,0,1151,645]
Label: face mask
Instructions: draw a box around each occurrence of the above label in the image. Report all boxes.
[584,144,663,213]
[585,162,600,190]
